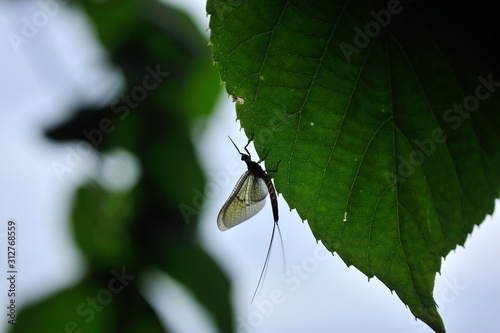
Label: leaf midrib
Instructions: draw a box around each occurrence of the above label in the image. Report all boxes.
[388,31,440,330]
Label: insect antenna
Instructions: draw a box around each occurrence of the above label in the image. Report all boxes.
[228,136,243,155]
[251,220,286,303]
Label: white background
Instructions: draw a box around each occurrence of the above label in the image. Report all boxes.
[0,0,499,332]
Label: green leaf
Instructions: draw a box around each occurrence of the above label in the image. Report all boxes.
[207,0,500,332]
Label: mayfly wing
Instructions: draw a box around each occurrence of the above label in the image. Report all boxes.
[217,171,269,231]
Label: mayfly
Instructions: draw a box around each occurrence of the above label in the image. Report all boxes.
[217,134,284,302]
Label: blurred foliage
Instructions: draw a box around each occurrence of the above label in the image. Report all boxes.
[13,0,233,332]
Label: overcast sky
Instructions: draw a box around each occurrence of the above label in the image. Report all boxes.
[1,1,499,332]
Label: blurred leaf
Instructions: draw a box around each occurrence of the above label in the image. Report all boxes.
[127,122,235,331]
[207,0,500,332]
[81,0,219,119]
[178,59,223,120]
[72,184,135,269]
[45,106,117,143]
[13,273,166,333]
[47,0,221,144]
[13,279,113,333]
[113,275,169,333]
[39,0,234,332]
[163,243,233,333]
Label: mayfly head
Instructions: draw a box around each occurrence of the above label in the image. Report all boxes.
[228,134,255,164]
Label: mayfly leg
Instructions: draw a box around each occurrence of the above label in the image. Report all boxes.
[265,160,280,173]
[244,133,254,155]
